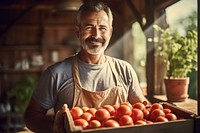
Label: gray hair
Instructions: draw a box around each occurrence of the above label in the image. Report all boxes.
[76,2,113,27]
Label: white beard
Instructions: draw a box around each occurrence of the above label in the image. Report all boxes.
[81,39,109,55]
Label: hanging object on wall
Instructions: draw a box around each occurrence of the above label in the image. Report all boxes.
[52,0,83,12]
[51,51,59,63]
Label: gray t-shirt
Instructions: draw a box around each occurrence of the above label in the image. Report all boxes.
[32,55,143,112]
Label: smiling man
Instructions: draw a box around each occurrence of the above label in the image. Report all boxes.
[76,2,113,63]
[24,2,148,133]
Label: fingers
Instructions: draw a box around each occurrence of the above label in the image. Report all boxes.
[53,104,68,133]
[60,104,68,113]
[55,104,68,121]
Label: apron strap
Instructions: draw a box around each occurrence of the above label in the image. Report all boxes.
[72,55,82,89]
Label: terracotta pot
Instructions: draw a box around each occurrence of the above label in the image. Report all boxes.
[164,77,190,102]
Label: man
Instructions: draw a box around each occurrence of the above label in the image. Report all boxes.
[24,1,148,133]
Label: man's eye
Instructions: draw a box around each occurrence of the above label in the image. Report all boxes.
[84,26,93,31]
[99,27,107,31]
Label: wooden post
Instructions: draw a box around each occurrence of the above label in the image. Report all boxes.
[144,0,155,99]
[198,0,200,116]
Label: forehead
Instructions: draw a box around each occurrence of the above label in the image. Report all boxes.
[80,10,109,26]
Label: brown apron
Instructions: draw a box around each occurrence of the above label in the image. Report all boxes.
[72,55,127,108]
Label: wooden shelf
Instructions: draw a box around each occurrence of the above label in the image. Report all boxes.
[0,68,42,74]
[0,45,41,51]
[46,45,78,50]
[0,112,24,133]
[153,95,197,115]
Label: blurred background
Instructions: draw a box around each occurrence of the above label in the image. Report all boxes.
[0,0,197,132]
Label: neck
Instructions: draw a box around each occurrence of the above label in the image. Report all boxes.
[77,52,106,64]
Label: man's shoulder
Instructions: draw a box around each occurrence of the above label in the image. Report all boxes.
[47,55,74,73]
[107,56,131,66]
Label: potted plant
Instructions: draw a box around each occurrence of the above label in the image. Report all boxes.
[154,25,197,102]
[7,76,36,113]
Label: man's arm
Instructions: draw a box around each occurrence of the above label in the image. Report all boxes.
[129,95,150,105]
[23,98,54,133]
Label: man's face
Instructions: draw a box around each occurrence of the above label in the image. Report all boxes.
[77,10,113,55]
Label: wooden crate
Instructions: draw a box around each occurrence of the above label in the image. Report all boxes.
[64,102,196,133]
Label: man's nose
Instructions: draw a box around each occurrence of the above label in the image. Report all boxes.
[92,27,101,39]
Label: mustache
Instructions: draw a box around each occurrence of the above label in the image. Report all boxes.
[85,37,105,44]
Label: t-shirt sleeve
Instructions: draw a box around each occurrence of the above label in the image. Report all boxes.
[125,63,143,98]
[113,58,143,99]
[32,68,57,109]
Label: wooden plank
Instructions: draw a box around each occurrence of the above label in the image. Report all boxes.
[153,95,197,115]
[67,121,193,133]
[198,2,200,115]
[194,116,200,133]
[154,0,180,10]
[126,0,143,27]
[144,0,155,98]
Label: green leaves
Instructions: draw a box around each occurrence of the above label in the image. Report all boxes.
[7,77,36,113]
[154,25,197,78]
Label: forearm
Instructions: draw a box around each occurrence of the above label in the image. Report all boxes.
[24,109,54,133]
[128,94,150,105]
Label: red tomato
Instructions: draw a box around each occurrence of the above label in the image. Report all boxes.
[112,104,120,111]
[87,108,97,116]
[146,120,153,124]
[103,119,120,127]
[143,109,150,120]
[132,102,146,111]
[146,107,150,112]
[165,113,177,121]
[135,120,147,125]
[107,116,119,122]
[70,107,83,119]
[82,106,89,112]
[150,103,163,112]
[155,116,168,122]
[88,120,101,129]
[103,104,116,116]
[116,104,132,118]
[121,102,133,109]
[95,108,110,122]
[131,108,144,122]
[150,109,165,122]
[163,108,172,115]
[74,118,89,129]
[80,112,93,122]
[119,115,134,126]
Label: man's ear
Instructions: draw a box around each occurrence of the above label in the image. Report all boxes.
[75,26,80,39]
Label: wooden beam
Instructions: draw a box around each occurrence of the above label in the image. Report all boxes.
[144,0,155,99]
[154,0,180,10]
[0,1,55,10]
[0,4,36,38]
[198,0,200,115]
[126,0,143,27]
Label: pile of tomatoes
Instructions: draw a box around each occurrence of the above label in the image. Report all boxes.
[69,102,179,130]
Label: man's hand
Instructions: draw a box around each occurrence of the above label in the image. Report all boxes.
[53,104,68,133]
